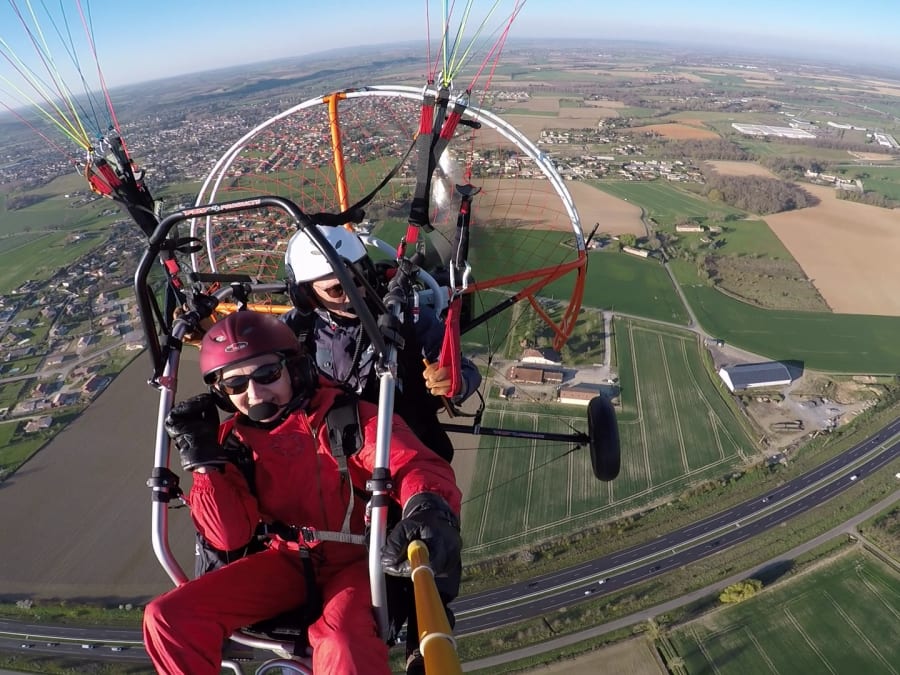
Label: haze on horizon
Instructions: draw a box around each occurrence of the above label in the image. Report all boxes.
[1,0,899,92]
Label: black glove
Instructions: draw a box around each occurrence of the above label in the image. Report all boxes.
[165,394,228,472]
[382,493,461,595]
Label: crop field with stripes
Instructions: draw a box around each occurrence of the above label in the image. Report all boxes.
[462,316,754,558]
[668,551,900,674]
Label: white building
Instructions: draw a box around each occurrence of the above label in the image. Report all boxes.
[718,362,792,393]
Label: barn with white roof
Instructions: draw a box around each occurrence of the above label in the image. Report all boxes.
[718,362,792,393]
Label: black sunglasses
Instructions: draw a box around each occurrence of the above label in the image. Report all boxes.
[218,361,284,395]
[319,283,346,299]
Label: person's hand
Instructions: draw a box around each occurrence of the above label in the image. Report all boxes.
[173,304,215,346]
[423,362,453,396]
[382,493,461,591]
[164,394,228,472]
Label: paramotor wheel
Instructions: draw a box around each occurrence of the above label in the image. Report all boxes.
[587,396,621,482]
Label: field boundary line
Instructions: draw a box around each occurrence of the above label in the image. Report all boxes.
[474,425,502,546]
[743,626,779,674]
[783,606,837,675]
[660,334,689,474]
[691,626,723,675]
[825,590,898,675]
[465,450,738,554]
[627,320,653,486]
[709,411,725,461]
[523,415,537,530]
[678,337,749,462]
[855,560,900,622]
[566,442,574,518]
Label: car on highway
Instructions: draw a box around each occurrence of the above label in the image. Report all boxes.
[850,474,859,481]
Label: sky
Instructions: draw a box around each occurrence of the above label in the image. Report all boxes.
[1,0,900,91]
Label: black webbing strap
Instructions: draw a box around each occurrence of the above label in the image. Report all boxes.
[308,133,417,228]
[407,87,450,231]
[431,97,468,165]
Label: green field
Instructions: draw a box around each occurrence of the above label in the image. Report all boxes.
[669,550,900,674]
[578,250,690,325]
[0,174,111,232]
[0,230,106,295]
[462,316,754,558]
[670,260,900,374]
[731,139,852,162]
[590,180,745,226]
[711,219,794,259]
[833,164,900,200]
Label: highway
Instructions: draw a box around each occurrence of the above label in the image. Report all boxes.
[1,417,898,665]
[453,420,900,633]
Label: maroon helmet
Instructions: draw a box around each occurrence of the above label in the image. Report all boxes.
[200,311,299,384]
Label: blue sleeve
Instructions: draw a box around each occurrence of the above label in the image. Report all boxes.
[414,305,445,363]
[414,306,481,403]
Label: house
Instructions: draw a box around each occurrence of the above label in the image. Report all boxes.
[558,383,599,406]
[24,416,53,433]
[82,375,110,394]
[521,348,562,366]
[508,365,545,384]
[623,246,649,258]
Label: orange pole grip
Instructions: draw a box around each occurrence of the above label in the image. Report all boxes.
[407,540,462,675]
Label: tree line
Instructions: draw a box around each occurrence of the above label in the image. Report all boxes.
[699,167,818,214]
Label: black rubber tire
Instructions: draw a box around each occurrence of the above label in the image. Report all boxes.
[587,395,621,481]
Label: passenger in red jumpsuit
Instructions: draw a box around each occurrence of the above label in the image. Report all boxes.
[142,311,462,675]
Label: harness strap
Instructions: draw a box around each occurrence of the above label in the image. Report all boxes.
[296,547,322,643]
[257,522,368,547]
[300,527,368,546]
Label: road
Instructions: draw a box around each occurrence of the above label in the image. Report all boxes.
[2,415,897,668]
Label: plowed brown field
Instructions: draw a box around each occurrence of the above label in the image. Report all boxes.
[705,162,900,316]
[765,185,900,316]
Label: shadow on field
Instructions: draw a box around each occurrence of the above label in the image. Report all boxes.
[0,464,41,487]
[754,558,794,585]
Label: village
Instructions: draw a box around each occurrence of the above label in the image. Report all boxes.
[0,220,146,435]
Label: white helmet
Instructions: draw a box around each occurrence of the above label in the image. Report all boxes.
[285,226,368,284]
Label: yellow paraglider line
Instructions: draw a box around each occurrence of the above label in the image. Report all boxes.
[0,3,94,150]
[0,67,91,150]
[19,0,93,145]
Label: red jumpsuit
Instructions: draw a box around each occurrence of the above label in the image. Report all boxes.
[143,383,461,675]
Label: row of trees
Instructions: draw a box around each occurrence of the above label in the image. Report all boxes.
[661,138,750,161]
[837,189,899,209]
